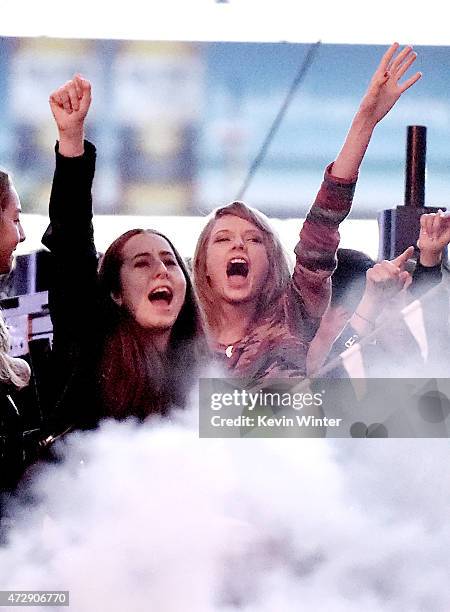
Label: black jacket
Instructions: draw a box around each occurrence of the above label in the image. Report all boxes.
[42,141,102,435]
[0,385,24,493]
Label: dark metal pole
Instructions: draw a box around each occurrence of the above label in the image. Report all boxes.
[404,125,427,208]
[378,125,445,260]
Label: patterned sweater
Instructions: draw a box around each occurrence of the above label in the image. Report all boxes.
[213,163,357,381]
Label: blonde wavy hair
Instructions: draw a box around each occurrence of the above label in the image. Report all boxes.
[0,315,30,389]
[0,170,30,389]
[192,201,291,331]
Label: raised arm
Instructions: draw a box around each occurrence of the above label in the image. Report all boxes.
[42,76,96,339]
[294,44,421,319]
[41,77,100,433]
[332,43,421,180]
[315,247,415,370]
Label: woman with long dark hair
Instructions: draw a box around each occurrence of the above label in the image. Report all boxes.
[43,76,207,433]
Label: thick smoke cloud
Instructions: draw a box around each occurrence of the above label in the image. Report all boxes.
[1,410,449,611]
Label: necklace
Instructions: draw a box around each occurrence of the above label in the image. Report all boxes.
[225,345,234,358]
[221,333,246,358]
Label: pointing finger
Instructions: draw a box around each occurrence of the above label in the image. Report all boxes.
[391,245,415,269]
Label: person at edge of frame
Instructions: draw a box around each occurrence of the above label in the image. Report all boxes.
[0,169,31,520]
[307,212,450,376]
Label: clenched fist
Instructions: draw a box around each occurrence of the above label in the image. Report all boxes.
[49,75,92,157]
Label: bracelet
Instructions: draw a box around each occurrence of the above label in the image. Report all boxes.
[354,311,376,328]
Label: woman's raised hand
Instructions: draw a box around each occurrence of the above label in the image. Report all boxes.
[332,43,421,181]
[358,43,422,126]
[49,75,92,157]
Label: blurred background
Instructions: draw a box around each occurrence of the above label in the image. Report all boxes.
[1,36,450,261]
[1,0,450,262]
[2,37,450,216]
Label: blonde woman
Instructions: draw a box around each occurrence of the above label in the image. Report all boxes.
[193,43,421,381]
[0,170,30,493]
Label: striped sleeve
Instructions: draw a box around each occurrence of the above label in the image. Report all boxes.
[293,162,357,317]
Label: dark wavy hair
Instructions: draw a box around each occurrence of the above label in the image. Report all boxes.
[96,228,208,420]
[331,248,375,312]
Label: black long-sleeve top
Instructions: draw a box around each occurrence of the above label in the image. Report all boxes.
[42,141,102,434]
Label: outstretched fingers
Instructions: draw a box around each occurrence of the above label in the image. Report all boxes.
[381,44,422,93]
[378,42,400,73]
[364,43,422,119]
[394,51,417,78]
[387,46,422,92]
[398,70,422,93]
[389,45,413,73]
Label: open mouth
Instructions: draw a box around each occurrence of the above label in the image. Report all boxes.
[148,287,173,305]
[226,258,249,278]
